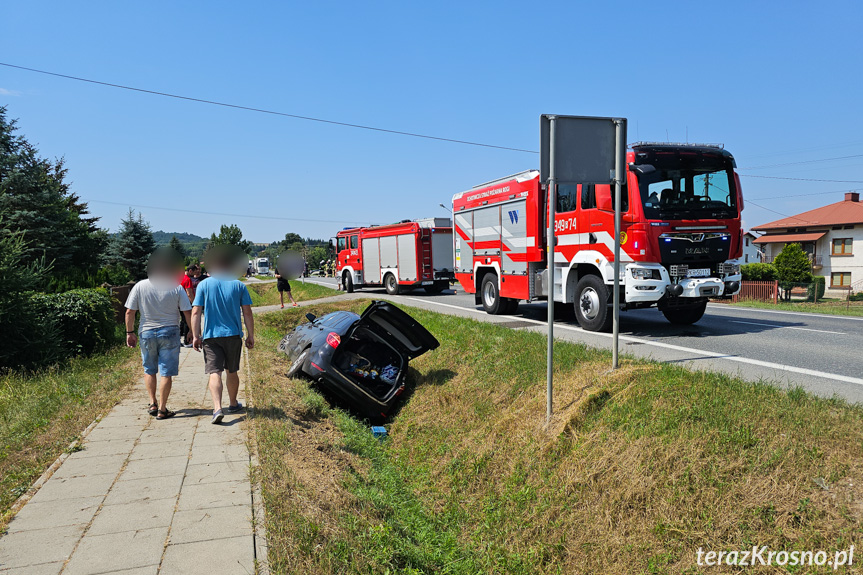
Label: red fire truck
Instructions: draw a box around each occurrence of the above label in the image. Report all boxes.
[452,142,743,331]
[336,218,455,294]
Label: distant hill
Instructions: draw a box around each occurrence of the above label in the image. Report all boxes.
[152,231,207,245]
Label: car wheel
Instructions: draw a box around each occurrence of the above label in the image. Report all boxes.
[481,274,506,315]
[385,273,400,295]
[287,348,309,378]
[574,274,611,332]
[661,301,707,325]
[342,272,354,293]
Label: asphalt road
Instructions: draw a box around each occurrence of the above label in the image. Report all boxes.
[301,277,863,404]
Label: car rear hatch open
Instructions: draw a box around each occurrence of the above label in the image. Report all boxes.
[356,301,440,358]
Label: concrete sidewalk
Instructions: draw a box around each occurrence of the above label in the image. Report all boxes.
[0,347,262,575]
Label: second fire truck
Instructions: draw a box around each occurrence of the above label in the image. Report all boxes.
[336,218,454,294]
[452,142,743,331]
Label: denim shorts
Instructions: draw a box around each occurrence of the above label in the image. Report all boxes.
[140,326,181,377]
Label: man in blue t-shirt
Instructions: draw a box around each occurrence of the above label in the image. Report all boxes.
[191,256,255,424]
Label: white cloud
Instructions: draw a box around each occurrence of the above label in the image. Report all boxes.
[0,88,22,96]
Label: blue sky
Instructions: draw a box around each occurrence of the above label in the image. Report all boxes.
[2,1,862,242]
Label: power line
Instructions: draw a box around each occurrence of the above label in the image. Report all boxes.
[738,174,863,183]
[747,188,859,201]
[745,199,815,224]
[739,153,863,170]
[0,61,538,154]
[88,199,366,225]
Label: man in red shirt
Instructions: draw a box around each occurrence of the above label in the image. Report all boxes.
[180,265,203,346]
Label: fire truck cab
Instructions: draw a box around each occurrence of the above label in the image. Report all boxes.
[336,218,454,295]
[452,143,744,331]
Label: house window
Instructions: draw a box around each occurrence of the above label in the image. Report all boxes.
[745,254,749,263]
[832,238,853,255]
[745,237,750,246]
[831,272,851,287]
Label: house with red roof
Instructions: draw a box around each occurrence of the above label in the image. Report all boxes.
[752,192,862,296]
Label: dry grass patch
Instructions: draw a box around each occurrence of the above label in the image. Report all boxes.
[249,301,863,574]
[0,345,138,530]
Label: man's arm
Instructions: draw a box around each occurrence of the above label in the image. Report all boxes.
[124,308,138,348]
[241,304,255,349]
[191,306,203,352]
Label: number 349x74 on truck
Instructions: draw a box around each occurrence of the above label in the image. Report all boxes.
[452,142,744,331]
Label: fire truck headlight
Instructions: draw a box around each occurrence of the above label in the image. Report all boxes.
[630,268,661,280]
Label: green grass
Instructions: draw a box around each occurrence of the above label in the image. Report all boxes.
[0,344,137,529]
[248,301,863,574]
[727,299,863,317]
[246,280,337,307]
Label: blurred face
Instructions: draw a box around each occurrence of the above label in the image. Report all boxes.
[147,247,184,290]
[203,245,247,279]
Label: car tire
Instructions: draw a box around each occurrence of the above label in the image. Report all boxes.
[342,272,354,293]
[574,274,612,332]
[287,348,309,378]
[385,273,400,295]
[661,301,708,325]
[481,274,506,315]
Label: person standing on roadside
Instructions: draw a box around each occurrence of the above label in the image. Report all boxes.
[191,246,255,424]
[125,248,192,420]
[180,264,203,346]
[274,269,298,308]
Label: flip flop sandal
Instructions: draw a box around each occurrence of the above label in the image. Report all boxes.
[156,409,176,420]
[147,403,158,416]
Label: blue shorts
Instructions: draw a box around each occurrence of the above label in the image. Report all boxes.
[140,326,181,377]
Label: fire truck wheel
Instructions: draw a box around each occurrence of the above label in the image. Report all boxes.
[660,301,707,325]
[481,275,506,315]
[385,273,400,295]
[574,275,612,332]
[342,272,354,293]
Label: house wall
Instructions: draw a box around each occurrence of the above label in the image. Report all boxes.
[742,234,761,263]
[820,225,862,296]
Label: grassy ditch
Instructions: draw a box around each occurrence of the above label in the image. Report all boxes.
[0,345,138,530]
[246,280,338,307]
[727,299,863,318]
[248,301,863,574]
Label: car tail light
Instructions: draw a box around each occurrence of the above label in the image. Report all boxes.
[326,332,341,348]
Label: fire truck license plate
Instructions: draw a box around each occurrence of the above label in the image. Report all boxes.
[687,268,711,278]
[421,281,434,285]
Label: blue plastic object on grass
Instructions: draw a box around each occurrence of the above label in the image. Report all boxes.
[371,426,388,439]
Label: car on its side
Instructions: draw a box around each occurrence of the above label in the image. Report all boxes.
[278,301,439,418]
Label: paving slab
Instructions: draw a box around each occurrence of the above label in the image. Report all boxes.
[3,495,103,532]
[160,536,254,575]
[62,526,167,575]
[0,524,85,569]
[0,346,261,573]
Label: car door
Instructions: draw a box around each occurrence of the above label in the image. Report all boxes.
[356,301,439,358]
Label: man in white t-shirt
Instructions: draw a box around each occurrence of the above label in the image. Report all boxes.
[125,258,193,420]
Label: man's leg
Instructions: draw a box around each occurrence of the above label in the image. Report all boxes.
[226,371,240,407]
[159,376,173,411]
[208,372,223,413]
[145,374,157,406]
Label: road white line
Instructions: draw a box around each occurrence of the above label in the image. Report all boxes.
[729,320,846,335]
[402,296,863,387]
[707,303,863,322]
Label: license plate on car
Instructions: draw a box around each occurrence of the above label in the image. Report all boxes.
[421,281,434,285]
[687,268,711,278]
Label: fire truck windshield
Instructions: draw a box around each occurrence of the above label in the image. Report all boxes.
[638,165,737,220]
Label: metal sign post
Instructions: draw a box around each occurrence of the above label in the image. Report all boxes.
[540,114,626,423]
[612,119,625,370]
[546,116,557,425]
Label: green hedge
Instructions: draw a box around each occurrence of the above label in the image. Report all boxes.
[30,289,118,357]
[807,276,826,301]
[0,288,119,371]
[741,263,777,281]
